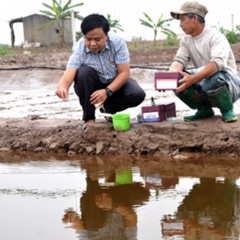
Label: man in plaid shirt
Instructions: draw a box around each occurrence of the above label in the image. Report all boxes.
[56,14,146,125]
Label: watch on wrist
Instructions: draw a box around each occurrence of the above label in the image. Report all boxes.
[105,87,113,97]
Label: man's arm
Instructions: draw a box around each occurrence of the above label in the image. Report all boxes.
[107,63,130,92]
[177,62,219,92]
[55,68,77,100]
[169,61,184,72]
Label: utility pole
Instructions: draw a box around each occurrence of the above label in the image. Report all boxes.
[231,14,234,31]
[71,11,76,45]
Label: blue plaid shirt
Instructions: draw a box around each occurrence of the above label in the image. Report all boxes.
[67,32,130,83]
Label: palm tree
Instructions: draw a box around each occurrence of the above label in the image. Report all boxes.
[39,0,84,47]
[106,14,124,32]
[139,12,175,45]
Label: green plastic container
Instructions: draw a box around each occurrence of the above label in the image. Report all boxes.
[115,168,133,185]
[112,113,130,131]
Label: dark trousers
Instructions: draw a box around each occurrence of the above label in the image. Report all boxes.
[74,66,146,121]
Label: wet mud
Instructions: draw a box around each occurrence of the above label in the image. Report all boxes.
[0,115,240,158]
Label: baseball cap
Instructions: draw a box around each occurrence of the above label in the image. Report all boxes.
[170,1,208,19]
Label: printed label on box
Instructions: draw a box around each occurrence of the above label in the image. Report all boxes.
[143,111,159,122]
[156,79,178,90]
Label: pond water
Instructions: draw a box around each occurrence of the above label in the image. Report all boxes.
[1,153,240,240]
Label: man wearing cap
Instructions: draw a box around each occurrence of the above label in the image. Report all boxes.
[169,1,240,122]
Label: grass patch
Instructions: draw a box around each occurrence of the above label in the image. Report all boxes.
[127,39,179,50]
[0,45,13,56]
[0,40,179,56]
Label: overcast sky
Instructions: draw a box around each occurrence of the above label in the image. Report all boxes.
[0,0,239,45]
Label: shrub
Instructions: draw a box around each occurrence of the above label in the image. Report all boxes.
[165,33,179,47]
[213,25,240,44]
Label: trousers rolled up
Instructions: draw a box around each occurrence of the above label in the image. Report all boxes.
[74,66,146,121]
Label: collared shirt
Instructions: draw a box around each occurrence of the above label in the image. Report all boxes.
[67,31,130,83]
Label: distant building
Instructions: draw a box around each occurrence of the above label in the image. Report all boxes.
[9,14,73,47]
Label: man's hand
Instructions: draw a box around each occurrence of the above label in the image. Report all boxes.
[90,89,108,106]
[55,87,69,101]
[176,70,194,92]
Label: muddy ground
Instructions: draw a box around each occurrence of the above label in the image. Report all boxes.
[1,44,240,158]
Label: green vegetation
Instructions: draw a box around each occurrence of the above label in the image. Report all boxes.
[127,39,179,50]
[106,14,124,32]
[213,24,240,44]
[220,25,240,44]
[139,13,176,45]
[0,45,13,56]
[165,33,179,47]
[36,1,240,47]
[39,0,84,47]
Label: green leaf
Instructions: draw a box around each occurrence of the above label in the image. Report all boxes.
[63,0,72,11]
[139,19,153,28]
[39,10,55,17]
[143,12,154,24]
[41,3,53,11]
[52,1,60,18]
[37,20,57,30]
[67,3,84,10]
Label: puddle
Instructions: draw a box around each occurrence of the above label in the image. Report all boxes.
[1,153,240,239]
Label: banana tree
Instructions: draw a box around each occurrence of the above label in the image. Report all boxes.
[139,13,175,45]
[106,14,124,32]
[39,0,84,47]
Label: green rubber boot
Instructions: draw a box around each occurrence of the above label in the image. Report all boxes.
[184,107,214,122]
[208,86,238,123]
[176,86,214,122]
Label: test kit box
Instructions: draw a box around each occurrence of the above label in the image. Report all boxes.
[141,102,176,122]
[154,72,180,90]
[164,102,176,118]
[141,105,166,122]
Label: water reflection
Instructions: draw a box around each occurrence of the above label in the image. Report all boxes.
[176,178,240,239]
[1,153,240,239]
[62,168,150,239]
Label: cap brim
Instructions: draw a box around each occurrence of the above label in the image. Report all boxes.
[170,10,188,19]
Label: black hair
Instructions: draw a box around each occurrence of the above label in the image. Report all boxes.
[187,13,205,24]
[81,13,110,35]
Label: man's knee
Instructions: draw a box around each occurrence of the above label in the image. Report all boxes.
[75,66,97,83]
[138,88,146,102]
[203,71,228,94]
[129,79,146,101]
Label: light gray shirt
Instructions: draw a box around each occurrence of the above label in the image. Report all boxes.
[173,27,237,74]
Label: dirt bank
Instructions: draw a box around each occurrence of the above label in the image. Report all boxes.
[0,116,240,158]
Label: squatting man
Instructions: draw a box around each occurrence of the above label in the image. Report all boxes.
[55,13,145,126]
[168,1,240,122]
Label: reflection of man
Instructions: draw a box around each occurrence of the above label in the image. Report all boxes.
[62,170,150,239]
[176,178,239,237]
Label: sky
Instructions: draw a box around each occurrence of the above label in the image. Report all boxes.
[0,0,240,45]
